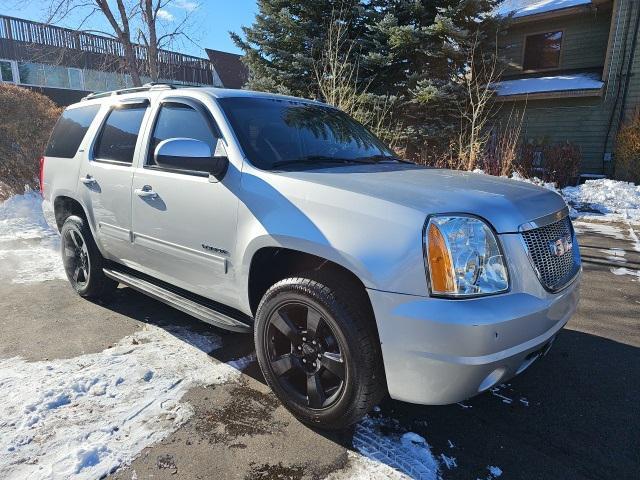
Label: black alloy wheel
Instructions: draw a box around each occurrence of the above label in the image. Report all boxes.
[63,227,90,289]
[265,301,346,409]
[60,215,117,299]
[254,273,386,429]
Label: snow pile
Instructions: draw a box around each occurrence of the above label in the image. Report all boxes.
[496,172,640,223]
[497,0,591,18]
[337,416,443,480]
[0,325,240,479]
[493,73,603,97]
[510,171,558,192]
[562,179,640,222]
[0,191,66,284]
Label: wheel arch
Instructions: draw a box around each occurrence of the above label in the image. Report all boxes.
[53,195,88,231]
[246,245,375,322]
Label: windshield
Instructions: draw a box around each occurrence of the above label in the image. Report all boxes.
[218,97,396,170]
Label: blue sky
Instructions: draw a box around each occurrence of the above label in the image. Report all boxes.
[0,0,258,58]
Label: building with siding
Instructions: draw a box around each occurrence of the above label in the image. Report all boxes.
[205,49,248,90]
[494,0,640,177]
[0,15,243,106]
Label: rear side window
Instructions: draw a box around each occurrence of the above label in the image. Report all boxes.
[45,104,100,158]
[148,102,219,165]
[94,106,147,164]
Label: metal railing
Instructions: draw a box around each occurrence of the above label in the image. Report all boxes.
[0,14,215,85]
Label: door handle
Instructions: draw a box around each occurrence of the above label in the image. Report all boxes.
[80,174,96,185]
[135,185,158,198]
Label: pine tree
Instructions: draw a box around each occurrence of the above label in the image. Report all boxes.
[231,0,505,162]
[362,0,504,159]
[230,0,367,97]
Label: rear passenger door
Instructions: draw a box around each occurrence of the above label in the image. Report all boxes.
[78,99,150,264]
[130,97,240,304]
[43,102,101,206]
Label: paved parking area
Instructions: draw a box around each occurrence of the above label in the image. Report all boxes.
[1,218,638,479]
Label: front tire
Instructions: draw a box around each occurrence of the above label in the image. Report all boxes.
[254,273,385,429]
[60,215,117,299]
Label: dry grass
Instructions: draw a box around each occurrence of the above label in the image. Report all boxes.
[0,84,62,200]
[616,109,640,183]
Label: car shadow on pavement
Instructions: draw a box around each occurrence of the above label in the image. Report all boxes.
[101,286,639,480]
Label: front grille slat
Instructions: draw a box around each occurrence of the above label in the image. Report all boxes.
[521,216,580,291]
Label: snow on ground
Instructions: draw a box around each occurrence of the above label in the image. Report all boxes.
[600,248,626,264]
[226,353,257,371]
[492,73,603,97]
[562,179,640,223]
[572,221,627,240]
[610,267,640,281]
[328,416,446,480]
[0,325,240,480]
[629,224,640,253]
[0,191,66,284]
[506,174,640,224]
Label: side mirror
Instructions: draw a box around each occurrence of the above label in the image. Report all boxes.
[154,138,228,180]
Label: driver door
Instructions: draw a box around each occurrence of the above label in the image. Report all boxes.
[130,97,240,304]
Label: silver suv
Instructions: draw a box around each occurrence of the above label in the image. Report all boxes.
[41,84,581,429]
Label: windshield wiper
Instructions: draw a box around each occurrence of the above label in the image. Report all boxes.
[356,154,414,164]
[271,156,378,169]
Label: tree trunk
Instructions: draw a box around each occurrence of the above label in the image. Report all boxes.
[95,0,142,86]
[143,0,159,82]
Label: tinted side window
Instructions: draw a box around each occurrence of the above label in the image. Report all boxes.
[45,104,101,158]
[94,106,147,163]
[148,103,218,165]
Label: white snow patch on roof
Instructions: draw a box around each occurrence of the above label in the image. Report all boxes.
[493,73,603,97]
[0,325,239,479]
[497,0,592,18]
[0,191,66,283]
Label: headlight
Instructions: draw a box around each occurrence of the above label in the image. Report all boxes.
[424,215,509,297]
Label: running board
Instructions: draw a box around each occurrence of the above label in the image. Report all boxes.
[103,268,251,333]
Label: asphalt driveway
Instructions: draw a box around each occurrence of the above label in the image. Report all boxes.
[1,217,638,480]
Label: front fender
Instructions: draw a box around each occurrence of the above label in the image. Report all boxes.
[234,169,430,313]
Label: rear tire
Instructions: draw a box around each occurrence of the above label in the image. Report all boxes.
[254,271,385,429]
[60,215,117,299]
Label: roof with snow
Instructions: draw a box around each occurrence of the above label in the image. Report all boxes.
[492,72,604,97]
[497,0,593,19]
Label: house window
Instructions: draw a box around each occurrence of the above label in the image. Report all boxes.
[68,68,84,90]
[0,59,17,83]
[17,62,46,86]
[523,31,563,71]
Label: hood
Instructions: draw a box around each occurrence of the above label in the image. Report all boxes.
[276,164,566,233]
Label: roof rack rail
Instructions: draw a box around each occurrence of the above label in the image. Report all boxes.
[81,82,186,101]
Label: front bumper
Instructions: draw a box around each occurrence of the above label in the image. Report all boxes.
[367,276,580,405]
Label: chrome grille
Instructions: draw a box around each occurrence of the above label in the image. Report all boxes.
[521,215,580,291]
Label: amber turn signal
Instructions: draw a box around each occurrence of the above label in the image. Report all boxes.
[427,222,456,294]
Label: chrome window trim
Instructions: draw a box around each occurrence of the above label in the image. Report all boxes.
[518,206,570,232]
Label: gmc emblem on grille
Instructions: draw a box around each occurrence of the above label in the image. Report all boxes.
[548,235,573,257]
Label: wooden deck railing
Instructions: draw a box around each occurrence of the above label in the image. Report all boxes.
[0,14,215,84]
